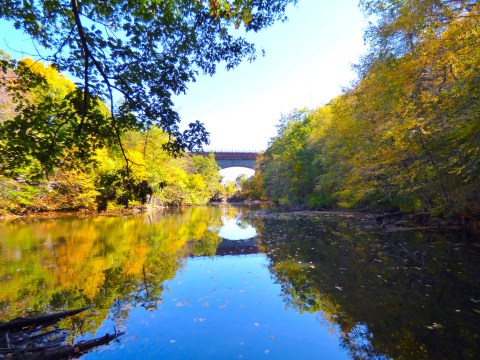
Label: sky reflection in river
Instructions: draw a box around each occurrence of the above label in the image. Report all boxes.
[217,215,257,241]
[88,254,348,359]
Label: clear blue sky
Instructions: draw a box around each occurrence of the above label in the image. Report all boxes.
[1,0,366,153]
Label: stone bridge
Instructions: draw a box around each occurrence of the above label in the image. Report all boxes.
[194,151,260,169]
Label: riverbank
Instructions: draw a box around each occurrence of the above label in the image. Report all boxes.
[0,205,157,222]
[0,200,272,221]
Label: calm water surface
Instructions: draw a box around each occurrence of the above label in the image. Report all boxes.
[0,206,479,359]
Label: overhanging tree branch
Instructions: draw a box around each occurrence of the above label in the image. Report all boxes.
[70,0,131,173]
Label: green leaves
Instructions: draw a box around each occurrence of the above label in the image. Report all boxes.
[258,109,316,207]
[0,0,296,163]
[0,58,111,176]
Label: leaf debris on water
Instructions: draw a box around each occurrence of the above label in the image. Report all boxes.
[426,322,443,330]
[175,299,189,307]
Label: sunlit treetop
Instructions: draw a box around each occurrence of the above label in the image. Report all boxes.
[360,0,479,57]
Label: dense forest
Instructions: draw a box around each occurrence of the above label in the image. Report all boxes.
[0,57,228,214]
[1,1,479,220]
[243,0,480,220]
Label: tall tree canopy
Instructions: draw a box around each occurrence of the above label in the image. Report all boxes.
[0,0,296,171]
[248,1,480,219]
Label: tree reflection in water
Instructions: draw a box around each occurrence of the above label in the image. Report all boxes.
[251,213,480,360]
[0,208,478,359]
[0,207,225,335]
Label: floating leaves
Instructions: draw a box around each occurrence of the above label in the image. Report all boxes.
[175,299,190,307]
[426,323,443,330]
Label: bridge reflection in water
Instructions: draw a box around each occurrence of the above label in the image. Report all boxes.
[214,209,259,256]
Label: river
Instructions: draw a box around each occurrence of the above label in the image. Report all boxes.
[0,206,479,359]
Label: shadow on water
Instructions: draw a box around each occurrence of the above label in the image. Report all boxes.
[0,207,479,359]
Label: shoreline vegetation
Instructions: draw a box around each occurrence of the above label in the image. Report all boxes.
[237,2,480,223]
[1,2,479,229]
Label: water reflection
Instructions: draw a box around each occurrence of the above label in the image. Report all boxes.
[214,207,259,256]
[0,207,225,326]
[0,208,478,359]
[251,213,480,359]
[217,209,257,241]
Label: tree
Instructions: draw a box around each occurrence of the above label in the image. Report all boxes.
[190,153,223,202]
[0,0,297,171]
[235,173,249,189]
[254,2,480,218]
[0,51,16,124]
[354,0,480,216]
[237,169,267,200]
[0,58,112,178]
[259,109,316,207]
[358,0,478,71]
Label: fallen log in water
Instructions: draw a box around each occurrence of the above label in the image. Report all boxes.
[4,331,125,360]
[0,306,123,359]
[0,306,93,332]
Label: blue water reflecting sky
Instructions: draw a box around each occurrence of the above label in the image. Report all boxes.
[85,254,350,359]
[217,215,258,241]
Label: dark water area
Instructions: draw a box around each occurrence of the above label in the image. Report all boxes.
[0,206,479,359]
